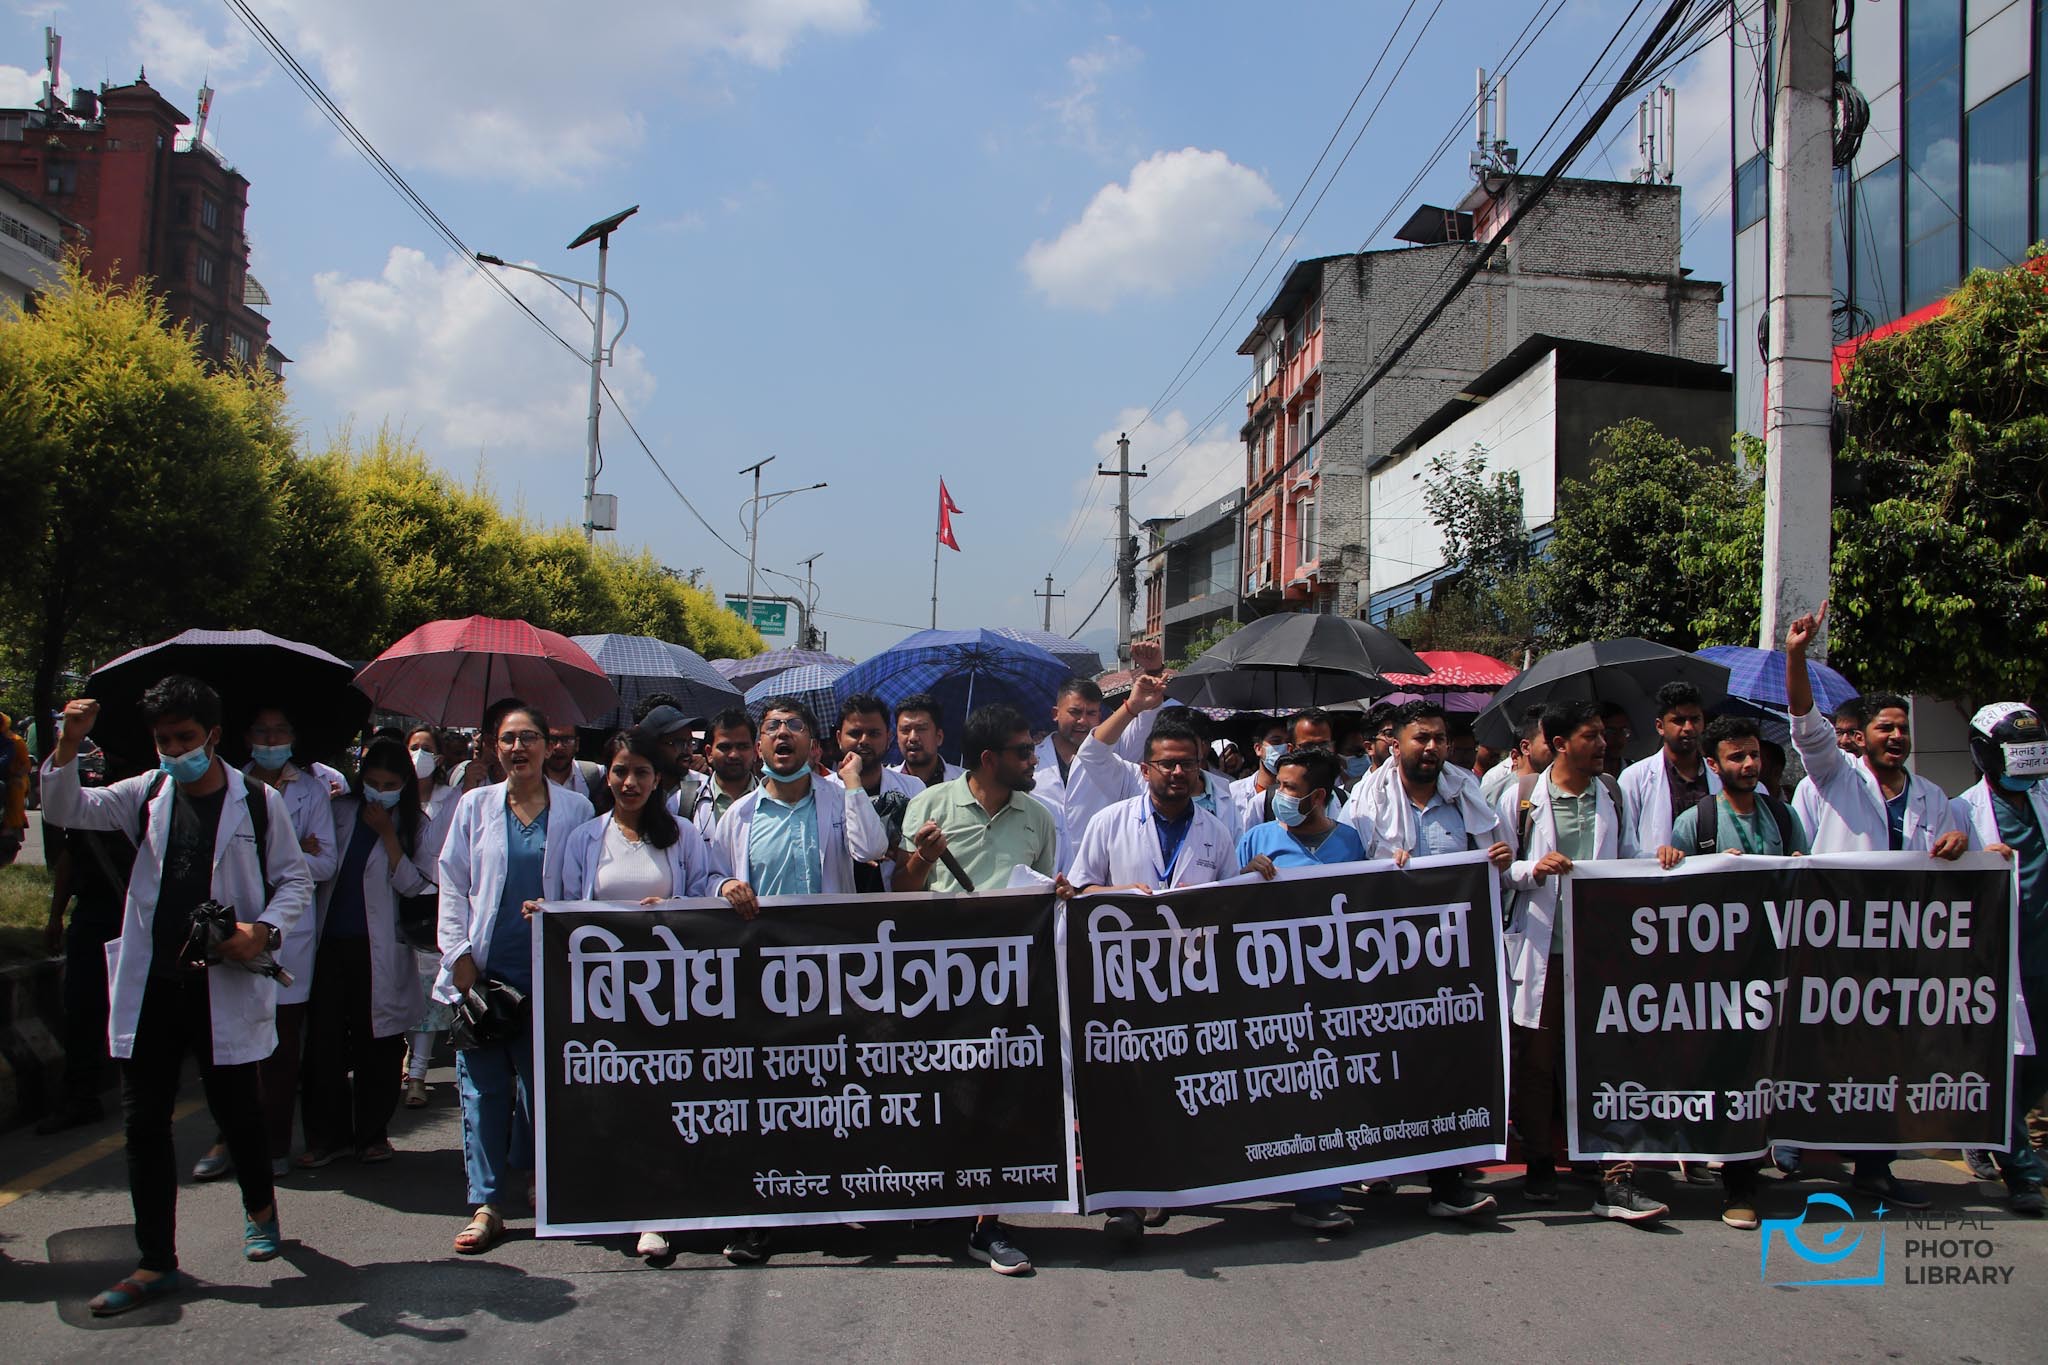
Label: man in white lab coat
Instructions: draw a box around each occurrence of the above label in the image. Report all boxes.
[1785,603,1967,1210]
[1617,681,1720,855]
[1031,639,1165,873]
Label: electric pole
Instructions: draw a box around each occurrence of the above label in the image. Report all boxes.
[1759,0,1834,655]
[1097,433,1146,668]
[798,553,823,649]
[736,456,825,628]
[1033,573,1064,631]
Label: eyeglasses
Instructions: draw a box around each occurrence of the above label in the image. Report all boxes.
[547,733,576,746]
[500,731,545,747]
[1146,758,1202,772]
[761,716,809,735]
[1003,743,1038,759]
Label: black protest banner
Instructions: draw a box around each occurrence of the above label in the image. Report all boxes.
[1063,853,1509,1211]
[1564,853,2017,1161]
[534,890,1075,1235]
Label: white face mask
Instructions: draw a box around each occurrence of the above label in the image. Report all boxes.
[411,747,438,779]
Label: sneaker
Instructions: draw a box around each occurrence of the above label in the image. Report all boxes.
[271,1157,290,1179]
[1427,1183,1499,1219]
[1593,1178,1669,1224]
[34,1101,103,1135]
[1721,1198,1760,1230]
[637,1230,672,1257]
[722,1229,771,1265]
[1140,1207,1170,1227]
[192,1149,232,1182]
[1680,1161,1718,1186]
[1850,1173,1930,1210]
[2008,1183,2045,1216]
[1964,1149,2002,1181]
[1290,1202,1355,1233]
[1523,1168,1560,1205]
[295,1148,343,1170]
[968,1221,1032,1275]
[403,1077,429,1108]
[1103,1210,1144,1242]
[243,1209,282,1262]
[1771,1146,1803,1177]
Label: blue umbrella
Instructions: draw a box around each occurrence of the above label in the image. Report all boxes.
[746,661,856,727]
[832,629,1072,762]
[989,626,1103,679]
[714,647,853,693]
[1693,645,1858,714]
[571,634,744,730]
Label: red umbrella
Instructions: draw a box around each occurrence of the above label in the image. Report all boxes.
[1383,650,1519,690]
[355,616,620,727]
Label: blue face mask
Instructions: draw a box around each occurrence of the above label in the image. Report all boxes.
[1272,790,1308,827]
[364,785,403,809]
[158,746,212,785]
[1343,753,1372,780]
[1262,743,1288,774]
[250,743,293,770]
[1998,774,2042,793]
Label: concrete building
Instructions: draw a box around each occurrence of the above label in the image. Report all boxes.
[0,69,279,372]
[0,179,68,308]
[1729,0,2039,435]
[1237,175,1723,621]
[1140,489,1243,663]
[1366,336,1732,623]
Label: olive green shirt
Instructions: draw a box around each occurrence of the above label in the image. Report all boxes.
[901,776,1057,893]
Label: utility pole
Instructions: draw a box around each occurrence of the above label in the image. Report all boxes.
[1759,0,1834,655]
[566,206,638,542]
[736,457,826,628]
[1097,433,1147,668]
[798,553,823,649]
[1033,573,1064,631]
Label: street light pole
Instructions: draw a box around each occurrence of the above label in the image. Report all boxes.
[737,457,827,628]
[798,552,823,649]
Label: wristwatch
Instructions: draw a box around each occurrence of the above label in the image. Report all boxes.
[262,923,282,952]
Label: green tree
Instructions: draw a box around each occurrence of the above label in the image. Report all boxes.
[1530,418,1755,650]
[0,262,284,756]
[1173,618,1242,670]
[1826,256,2048,702]
[1387,446,1539,659]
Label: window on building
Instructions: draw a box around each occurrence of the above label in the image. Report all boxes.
[1300,499,1318,564]
[175,191,191,222]
[228,331,250,363]
[1902,0,1962,311]
[1285,312,1304,360]
[196,321,212,349]
[1298,402,1317,470]
[1853,159,1903,319]
[44,160,76,195]
[1966,78,2029,274]
[1307,297,1321,336]
[1734,153,1768,232]
[0,114,24,141]
[2038,0,2048,244]
[201,197,220,229]
[197,255,215,286]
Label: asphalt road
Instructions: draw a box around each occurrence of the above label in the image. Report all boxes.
[1,1071,2043,1363]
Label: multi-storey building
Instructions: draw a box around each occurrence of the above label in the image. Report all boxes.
[1139,489,1243,662]
[1236,176,1722,621]
[0,71,280,371]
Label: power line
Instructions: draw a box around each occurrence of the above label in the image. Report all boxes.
[596,374,750,564]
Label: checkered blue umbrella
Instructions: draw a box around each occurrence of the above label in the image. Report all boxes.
[713,648,853,693]
[989,626,1102,679]
[570,634,744,731]
[832,629,1071,763]
[1693,646,1858,715]
[745,661,856,728]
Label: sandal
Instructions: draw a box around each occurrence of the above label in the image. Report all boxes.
[454,1206,504,1255]
[358,1139,395,1165]
[295,1148,342,1170]
[89,1270,195,1317]
[403,1077,429,1108]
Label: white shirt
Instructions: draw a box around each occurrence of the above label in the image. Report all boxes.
[1617,750,1721,854]
[591,820,675,901]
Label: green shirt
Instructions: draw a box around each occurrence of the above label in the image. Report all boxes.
[1546,777,1598,863]
[1670,794,1810,857]
[901,776,1057,893]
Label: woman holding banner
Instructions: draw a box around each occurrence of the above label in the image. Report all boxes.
[436,699,592,1255]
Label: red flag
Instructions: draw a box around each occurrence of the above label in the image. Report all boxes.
[937,479,963,551]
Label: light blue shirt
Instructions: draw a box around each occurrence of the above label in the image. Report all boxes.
[486,800,547,993]
[750,789,823,897]
[1235,819,1369,870]
[1411,790,1470,858]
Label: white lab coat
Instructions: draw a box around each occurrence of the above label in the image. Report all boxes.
[1500,775,1630,1029]
[854,766,925,886]
[689,778,757,842]
[1346,758,1502,859]
[1031,709,1159,874]
[1068,794,1236,890]
[1789,706,1959,854]
[1198,769,1240,847]
[709,772,888,897]
[40,755,314,1065]
[435,780,594,1003]
[561,810,730,901]
[887,760,964,785]
[246,761,338,1007]
[1617,750,1722,855]
[317,798,434,1038]
[1952,777,2048,856]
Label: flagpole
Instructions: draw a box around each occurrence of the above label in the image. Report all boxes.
[930,489,941,629]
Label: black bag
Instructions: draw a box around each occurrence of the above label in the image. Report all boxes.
[451,976,529,1050]
[1687,791,1796,855]
[396,893,440,952]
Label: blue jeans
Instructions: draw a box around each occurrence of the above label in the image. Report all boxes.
[1293,1185,1342,1209]
[457,1031,534,1208]
[2005,975,2048,1189]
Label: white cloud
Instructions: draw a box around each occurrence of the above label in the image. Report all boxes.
[1047,35,1140,159]
[1055,405,1243,586]
[128,1,260,96]
[296,246,657,473]
[257,0,871,187]
[1667,30,1732,256]
[0,64,43,106]
[1024,148,1278,309]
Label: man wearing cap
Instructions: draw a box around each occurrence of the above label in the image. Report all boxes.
[638,705,705,817]
[1951,702,2048,1216]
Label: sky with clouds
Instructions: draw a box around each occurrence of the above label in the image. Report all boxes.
[6,1,1737,660]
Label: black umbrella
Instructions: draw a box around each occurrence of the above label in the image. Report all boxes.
[86,629,370,768]
[1165,613,1431,710]
[1471,638,1731,753]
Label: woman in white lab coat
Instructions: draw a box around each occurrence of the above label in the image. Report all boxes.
[436,699,591,1255]
[402,724,458,1107]
[562,727,729,905]
[297,739,433,1166]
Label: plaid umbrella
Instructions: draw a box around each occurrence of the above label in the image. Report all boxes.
[86,629,369,767]
[1693,645,1858,714]
[1472,637,1731,754]
[990,626,1103,679]
[570,634,744,730]
[832,629,1071,763]
[713,648,853,693]
[745,661,855,727]
[355,616,620,727]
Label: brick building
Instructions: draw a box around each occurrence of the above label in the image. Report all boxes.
[1236,176,1722,620]
[0,72,280,371]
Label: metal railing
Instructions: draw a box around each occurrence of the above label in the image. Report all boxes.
[0,210,62,261]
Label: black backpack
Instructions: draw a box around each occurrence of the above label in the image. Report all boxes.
[83,770,271,895]
[1686,791,1794,855]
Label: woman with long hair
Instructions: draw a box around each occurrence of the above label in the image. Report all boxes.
[297,739,431,1166]
[401,724,458,1108]
[434,699,592,1255]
